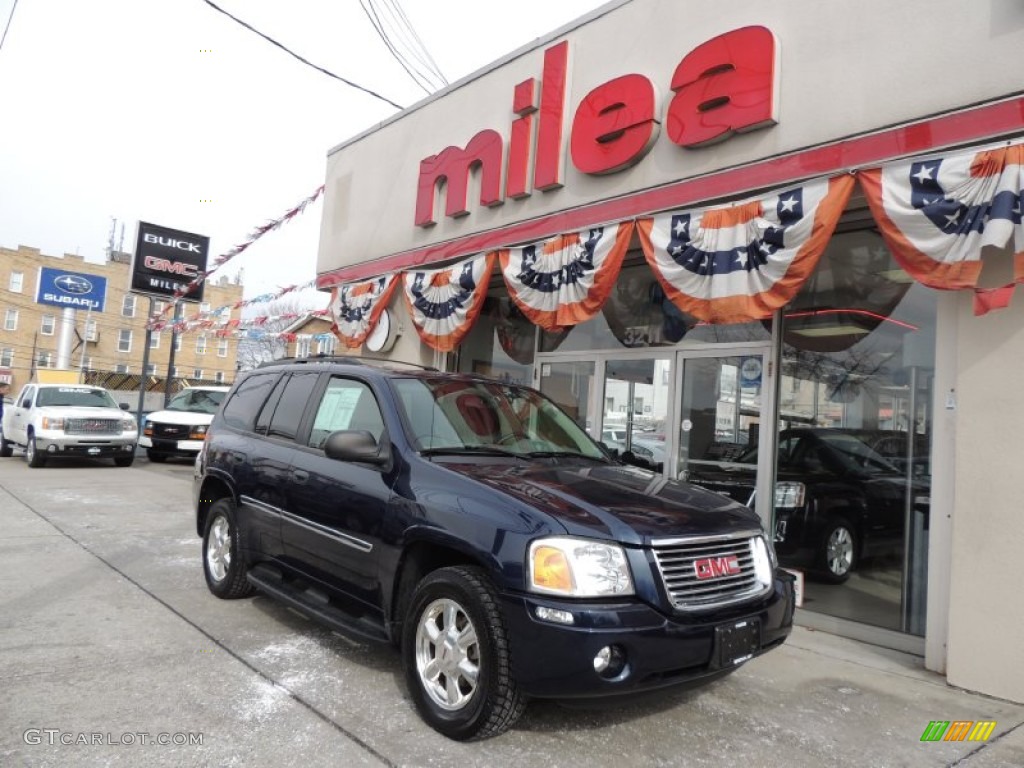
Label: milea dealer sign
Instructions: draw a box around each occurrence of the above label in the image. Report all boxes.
[130,221,210,302]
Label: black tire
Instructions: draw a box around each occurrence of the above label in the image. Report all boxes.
[146,450,167,463]
[202,498,254,599]
[114,455,135,467]
[402,566,525,741]
[818,517,856,584]
[26,433,46,468]
[0,431,12,457]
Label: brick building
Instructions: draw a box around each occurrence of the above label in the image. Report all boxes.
[0,245,244,391]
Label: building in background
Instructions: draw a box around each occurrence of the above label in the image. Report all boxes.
[0,245,244,392]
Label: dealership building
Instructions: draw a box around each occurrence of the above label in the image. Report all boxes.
[314,0,1024,704]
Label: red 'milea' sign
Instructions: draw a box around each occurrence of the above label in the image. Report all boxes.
[415,26,778,227]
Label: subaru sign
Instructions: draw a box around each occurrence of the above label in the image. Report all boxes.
[130,221,210,302]
[36,267,107,311]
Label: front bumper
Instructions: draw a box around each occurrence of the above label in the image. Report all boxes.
[34,432,137,458]
[139,436,204,455]
[501,571,794,699]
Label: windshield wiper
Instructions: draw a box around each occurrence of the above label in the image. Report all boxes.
[524,450,606,462]
[420,446,520,458]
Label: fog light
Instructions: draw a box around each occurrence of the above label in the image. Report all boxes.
[593,645,626,678]
[535,606,574,625]
[48,444,57,453]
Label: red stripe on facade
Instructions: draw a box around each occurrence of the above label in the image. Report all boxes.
[317,96,1024,288]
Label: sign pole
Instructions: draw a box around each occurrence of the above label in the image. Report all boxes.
[164,301,181,407]
[136,296,154,432]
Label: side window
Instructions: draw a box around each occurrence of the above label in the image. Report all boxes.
[19,386,35,408]
[309,378,385,450]
[267,373,320,440]
[254,376,288,435]
[220,374,277,431]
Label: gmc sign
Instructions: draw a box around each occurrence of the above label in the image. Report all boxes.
[131,221,210,302]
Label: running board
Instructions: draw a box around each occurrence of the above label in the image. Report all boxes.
[246,564,390,644]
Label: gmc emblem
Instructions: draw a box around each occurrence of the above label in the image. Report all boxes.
[693,555,742,580]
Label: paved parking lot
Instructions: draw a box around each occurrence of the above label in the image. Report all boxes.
[1,454,1022,767]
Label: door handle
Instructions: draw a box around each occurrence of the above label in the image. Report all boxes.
[291,469,309,484]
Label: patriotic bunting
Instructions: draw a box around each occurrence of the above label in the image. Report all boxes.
[401,253,496,352]
[330,275,398,348]
[497,222,634,332]
[636,176,854,324]
[859,140,1024,314]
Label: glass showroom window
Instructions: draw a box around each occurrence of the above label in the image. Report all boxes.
[118,329,132,353]
[9,271,24,292]
[776,226,936,637]
[122,295,136,317]
[41,315,56,336]
[4,309,18,331]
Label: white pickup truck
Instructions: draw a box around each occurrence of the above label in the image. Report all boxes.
[0,383,138,467]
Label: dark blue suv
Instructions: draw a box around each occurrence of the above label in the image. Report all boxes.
[194,357,794,740]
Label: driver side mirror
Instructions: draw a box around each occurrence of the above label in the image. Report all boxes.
[324,429,388,465]
[119,403,130,411]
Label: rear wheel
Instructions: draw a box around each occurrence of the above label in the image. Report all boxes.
[26,433,46,468]
[818,518,856,583]
[402,566,525,741]
[202,498,254,599]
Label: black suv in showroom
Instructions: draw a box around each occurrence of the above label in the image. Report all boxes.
[687,428,930,583]
[194,357,794,740]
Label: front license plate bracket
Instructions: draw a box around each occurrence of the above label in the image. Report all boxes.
[714,619,761,667]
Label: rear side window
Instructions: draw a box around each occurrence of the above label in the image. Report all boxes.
[220,374,277,431]
[267,373,320,440]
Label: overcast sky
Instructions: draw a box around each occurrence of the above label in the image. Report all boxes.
[0,0,606,312]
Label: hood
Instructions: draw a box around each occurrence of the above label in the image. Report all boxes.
[38,405,128,420]
[145,409,215,426]
[437,460,762,545]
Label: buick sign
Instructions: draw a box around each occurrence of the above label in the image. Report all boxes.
[36,267,107,311]
[131,221,210,302]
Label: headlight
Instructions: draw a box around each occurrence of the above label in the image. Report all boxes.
[774,481,805,509]
[528,537,634,597]
[189,424,208,440]
[143,421,153,436]
[122,417,137,431]
[41,416,65,430]
[751,535,775,585]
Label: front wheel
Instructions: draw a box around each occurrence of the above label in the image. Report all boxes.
[818,517,856,584]
[147,450,167,463]
[26,433,46,468]
[0,430,12,457]
[402,566,525,741]
[114,454,135,467]
[202,498,254,599]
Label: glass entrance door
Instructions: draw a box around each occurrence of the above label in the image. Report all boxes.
[675,351,773,526]
[600,356,673,472]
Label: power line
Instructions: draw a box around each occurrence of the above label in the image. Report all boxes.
[200,0,405,111]
[378,0,447,87]
[0,0,19,54]
[359,0,438,95]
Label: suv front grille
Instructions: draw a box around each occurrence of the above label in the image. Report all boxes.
[652,532,772,611]
[66,418,122,435]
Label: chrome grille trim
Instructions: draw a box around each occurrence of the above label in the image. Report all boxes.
[65,418,122,436]
[651,531,773,612]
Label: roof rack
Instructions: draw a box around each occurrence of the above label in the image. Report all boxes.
[256,355,439,372]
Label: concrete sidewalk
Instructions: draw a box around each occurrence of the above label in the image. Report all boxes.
[0,458,1022,767]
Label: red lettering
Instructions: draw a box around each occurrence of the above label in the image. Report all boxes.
[570,73,658,175]
[534,41,569,191]
[414,129,505,227]
[666,26,778,148]
[506,78,538,199]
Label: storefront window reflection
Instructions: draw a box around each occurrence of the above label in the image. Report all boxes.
[778,229,935,636]
[456,291,534,385]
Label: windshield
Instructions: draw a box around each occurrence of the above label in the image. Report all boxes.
[166,389,226,414]
[817,432,902,474]
[391,377,606,460]
[36,386,119,409]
